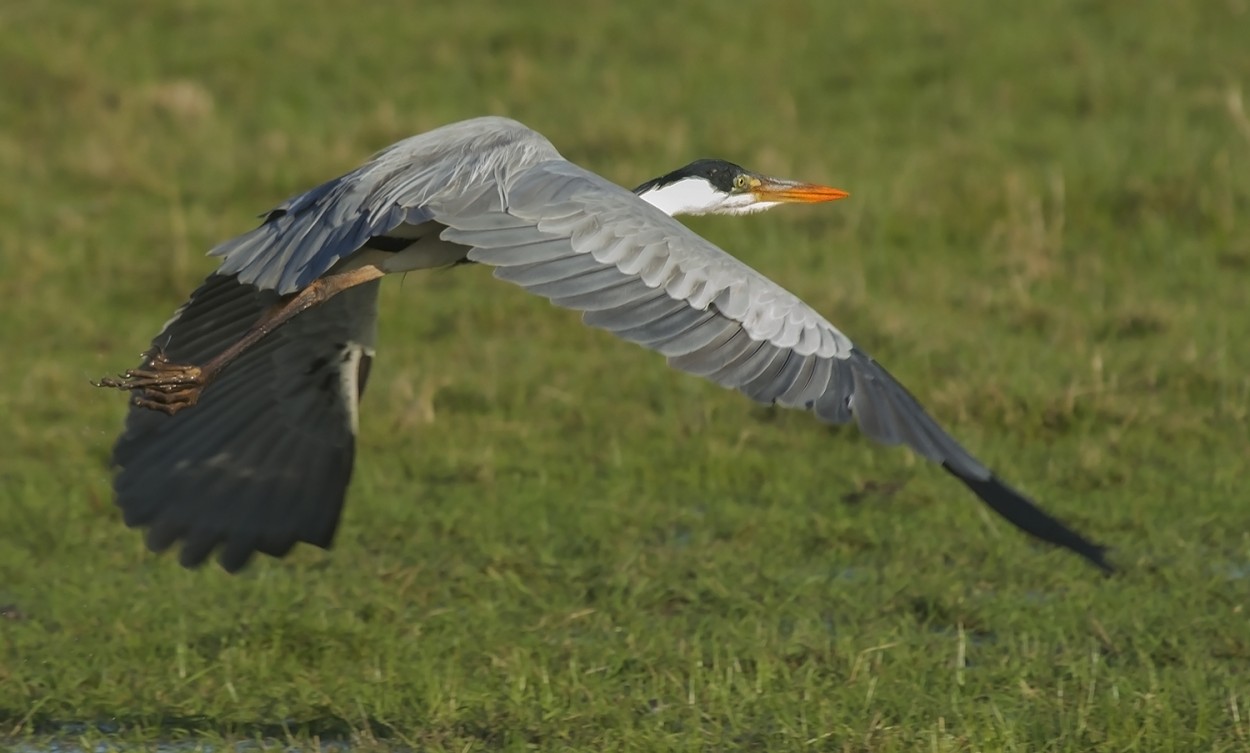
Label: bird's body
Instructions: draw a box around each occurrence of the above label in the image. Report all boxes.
[100,116,1111,574]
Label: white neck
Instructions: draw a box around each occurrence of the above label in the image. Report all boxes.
[636,177,723,217]
[636,176,775,217]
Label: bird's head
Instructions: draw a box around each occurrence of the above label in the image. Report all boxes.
[633,158,848,217]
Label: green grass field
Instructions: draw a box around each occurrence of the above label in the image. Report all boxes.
[2,0,1249,750]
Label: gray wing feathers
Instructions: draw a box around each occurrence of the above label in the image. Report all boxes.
[441,160,995,485]
[843,354,992,476]
[209,117,562,295]
[491,161,850,359]
[111,273,380,571]
[210,177,416,294]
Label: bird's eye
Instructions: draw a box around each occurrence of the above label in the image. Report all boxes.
[732,174,749,190]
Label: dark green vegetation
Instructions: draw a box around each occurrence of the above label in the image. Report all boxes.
[2,1,1248,750]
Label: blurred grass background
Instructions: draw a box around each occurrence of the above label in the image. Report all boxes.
[1,0,1248,750]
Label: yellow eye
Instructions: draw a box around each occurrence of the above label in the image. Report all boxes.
[732,174,749,190]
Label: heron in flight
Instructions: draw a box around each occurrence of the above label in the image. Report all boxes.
[97,116,1112,574]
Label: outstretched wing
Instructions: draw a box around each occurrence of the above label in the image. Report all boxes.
[431,159,1112,572]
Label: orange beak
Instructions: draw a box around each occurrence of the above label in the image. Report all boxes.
[752,176,849,203]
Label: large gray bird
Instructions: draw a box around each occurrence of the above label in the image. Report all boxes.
[98,116,1112,574]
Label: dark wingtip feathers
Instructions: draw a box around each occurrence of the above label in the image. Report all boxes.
[943,463,1114,575]
[109,274,374,574]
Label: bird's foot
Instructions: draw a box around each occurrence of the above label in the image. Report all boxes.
[94,348,207,416]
